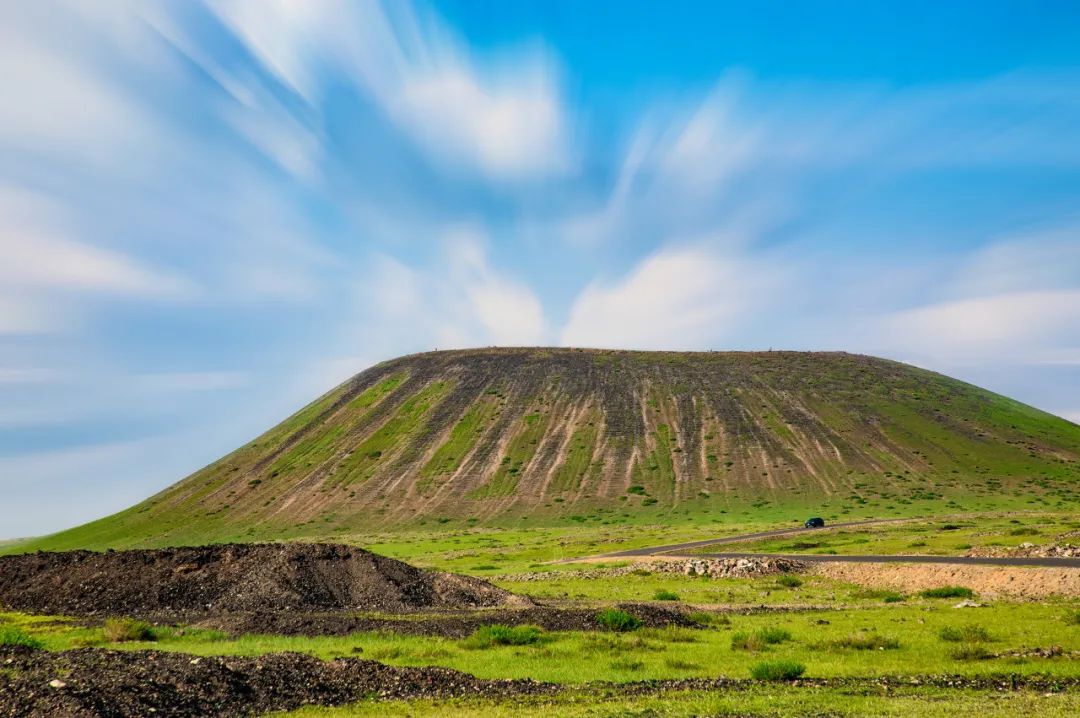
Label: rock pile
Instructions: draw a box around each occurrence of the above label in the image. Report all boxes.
[966,543,1080,559]
[678,557,809,578]
[0,543,529,617]
[499,557,807,583]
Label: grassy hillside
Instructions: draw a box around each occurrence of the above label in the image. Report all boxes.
[16,348,1080,552]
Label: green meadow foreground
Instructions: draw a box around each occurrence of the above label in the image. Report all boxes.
[4,511,1080,716]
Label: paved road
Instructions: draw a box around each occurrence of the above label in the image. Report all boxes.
[685,551,1080,568]
[597,517,914,558]
[592,517,1080,568]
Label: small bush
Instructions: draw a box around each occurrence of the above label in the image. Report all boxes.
[596,609,642,632]
[470,565,498,571]
[1009,527,1040,536]
[939,625,994,643]
[854,589,905,603]
[688,611,730,627]
[626,485,647,495]
[920,586,975,599]
[463,624,543,648]
[103,618,156,642]
[653,590,680,601]
[1064,610,1080,625]
[749,659,806,681]
[0,626,44,650]
[830,633,900,650]
[731,627,791,651]
[610,658,645,671]
[775,575,803,588]
[950,645,994,661]
[758,627,792,644]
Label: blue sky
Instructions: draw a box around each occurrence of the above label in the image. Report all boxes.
[2,0,1079,538]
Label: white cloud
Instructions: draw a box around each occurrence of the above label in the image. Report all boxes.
[358,230,547,353]
[881,290,1080,363]
[560,247,778,350]
[0,188,191,298]
[1059,410,1080,425]
[208,0,571,180]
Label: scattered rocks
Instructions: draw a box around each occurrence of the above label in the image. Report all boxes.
[0,543,529,618]
[966,543,1080,559]
[680,557,809,578]
[500,557,807,583]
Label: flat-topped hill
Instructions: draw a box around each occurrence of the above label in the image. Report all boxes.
[17,348,1080,550]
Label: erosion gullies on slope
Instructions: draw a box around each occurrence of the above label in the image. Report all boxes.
[21,348,1080,550]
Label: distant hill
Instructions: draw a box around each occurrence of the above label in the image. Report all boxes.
[20,348,1080,551]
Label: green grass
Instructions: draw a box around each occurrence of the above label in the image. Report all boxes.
[920,586,975,599]
[652,589,680,601]
[595,609,642,632]
[7,597,1078,685]
[269,687,1080,718]
[461,625,543,648]
[0,625,44,649]
[939,626,994,643]
[688,513,1080,558]
[748,659,806,680]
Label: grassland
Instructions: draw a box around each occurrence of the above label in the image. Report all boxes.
[686,513,1080,557]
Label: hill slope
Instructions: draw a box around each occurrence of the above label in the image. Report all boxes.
[24,349,1080,550]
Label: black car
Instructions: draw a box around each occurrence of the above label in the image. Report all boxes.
[804,517,825,529]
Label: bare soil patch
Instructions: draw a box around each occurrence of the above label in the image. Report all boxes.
[0,544,527,618]
[813,561,1080,599]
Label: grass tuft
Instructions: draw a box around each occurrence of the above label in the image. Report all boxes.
[749,659,806,681]
[595,609,642,632]
[939,626,994,643]
[950,645,994,661]
[828,632,900,650]
[732,627,792,651]
[0,626,44,649]
[653,590,680,601]
[920,586,975,599]
[775,575,803,588]
[103,618,157,642]
[462,624,543,648]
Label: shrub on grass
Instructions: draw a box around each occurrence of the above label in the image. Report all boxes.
[775,575,803,588]
[749,659,806,681]
[1065,610,1080,625]
[731,627,791,651]
[0,626,44,650]
[463,624,543,648]
[595,609,642,632]
[854,589,905,603]
[920,586,975,599]
[950,645,994,661]
[830,632,900,650]
[939,625,994,643]
[687,611,730,627]
[653,590,680,601]
[103,618,156,642]
[610,658,645,671]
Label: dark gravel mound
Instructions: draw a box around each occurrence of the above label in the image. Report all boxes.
[0,543,528,617]
[0,645,554,717]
